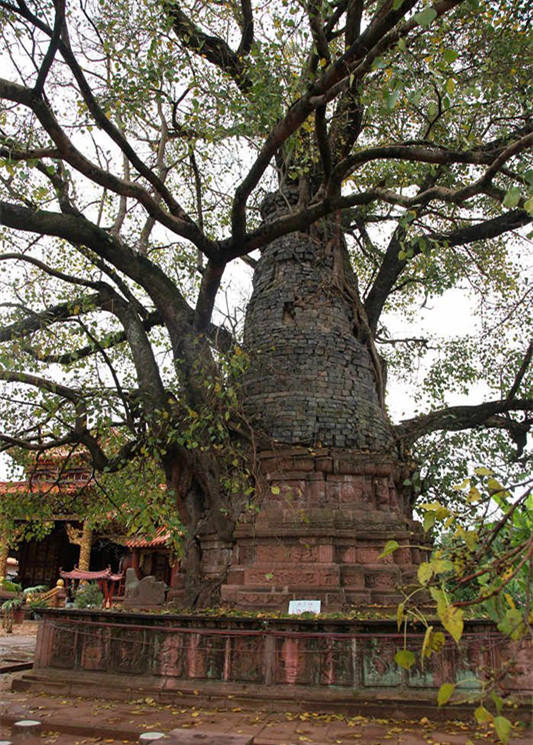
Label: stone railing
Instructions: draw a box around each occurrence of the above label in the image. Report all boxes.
[32,610,531,697]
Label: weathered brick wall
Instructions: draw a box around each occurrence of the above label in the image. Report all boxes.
[243,218,394,452]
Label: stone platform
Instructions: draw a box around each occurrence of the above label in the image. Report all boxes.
[16,609,531,722]
[218,448,426,610]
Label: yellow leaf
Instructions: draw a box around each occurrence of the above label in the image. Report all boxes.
[475,705,493,724]
[440,604,464,643]
[396,601,405,630]
[422,626,434,660]
[418,562,433,585]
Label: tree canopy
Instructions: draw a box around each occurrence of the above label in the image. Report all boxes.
[0,0,531,571]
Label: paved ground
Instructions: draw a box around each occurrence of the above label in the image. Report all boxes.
[1,622,531,745]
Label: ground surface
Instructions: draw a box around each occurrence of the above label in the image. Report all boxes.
[0,622,531,745]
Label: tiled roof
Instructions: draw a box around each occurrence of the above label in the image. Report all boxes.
[126,527,171,548]
[0,480,89,494]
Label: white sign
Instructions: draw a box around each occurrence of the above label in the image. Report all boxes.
[288,600,321,615]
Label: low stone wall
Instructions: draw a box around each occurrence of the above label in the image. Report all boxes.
[33,610,531,697]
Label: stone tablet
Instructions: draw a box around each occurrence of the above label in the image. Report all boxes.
[123,573,166,609]
[288,600,321,615]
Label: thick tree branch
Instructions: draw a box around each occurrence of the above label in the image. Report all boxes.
[0,78,216,255]
[364,209,532,332]
[163,1,252,92]
[2,0,201,234]
[395,398,532,447]
[0,291,106,343]
[0,369,82,403]
[237,0,254,57]
[507,341,533,402]
[20,312,162,365]
[33,0,65,96]
[194,260,226,334]
[230,0,426,244]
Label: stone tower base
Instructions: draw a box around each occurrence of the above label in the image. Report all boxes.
[220,448,426,612]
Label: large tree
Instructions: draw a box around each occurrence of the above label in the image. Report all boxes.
[0,0,531,606]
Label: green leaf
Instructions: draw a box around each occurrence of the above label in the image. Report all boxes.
[474,466,493,477]
[502,186,521,208]
[443,49,458,63]
[393,0,403,8]
[427,101,438,119]
[491,690,504,714]
[445,78,455,95]
[384,85,402,111]
[524,196,533,215]
[437,682,455,706]
[475,706,493,724]
[394,649,415,669]
[493,716,512,744]
[270,485,280,495]
[463,530,478,551]
[414,6,437,27]
[497,608,526,640]
[379,540,400,558]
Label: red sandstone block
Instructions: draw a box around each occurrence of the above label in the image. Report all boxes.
[394,547,413,565]
[318,544,335,562]
[225,569,245,585]
[375,463,394,477]
[341,568,365,589]
[168,728,254,744]
[339,481,365,503]
[255,543,329,563]
[292,456,315,471]
[337,458,359,475]
[344,590,372,604]
[257,449,277,459]
[231,591,291,608]
[315,456,333,473]
[219,586,238,603]
[357,547,393,564]
[339,546,357,563]
[307,478,326,505]
[325,481,342,503]
[245,567,339,587]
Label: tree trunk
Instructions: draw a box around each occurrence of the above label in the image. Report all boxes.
[165,448,237,609]
[78,523,93,573]
[0,535,8,581]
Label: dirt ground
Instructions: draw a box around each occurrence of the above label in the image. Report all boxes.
[1,621,531,745]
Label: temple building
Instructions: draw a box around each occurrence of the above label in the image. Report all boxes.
[0,450,175,590]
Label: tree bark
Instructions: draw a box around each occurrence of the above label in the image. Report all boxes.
[0,534,9,580]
